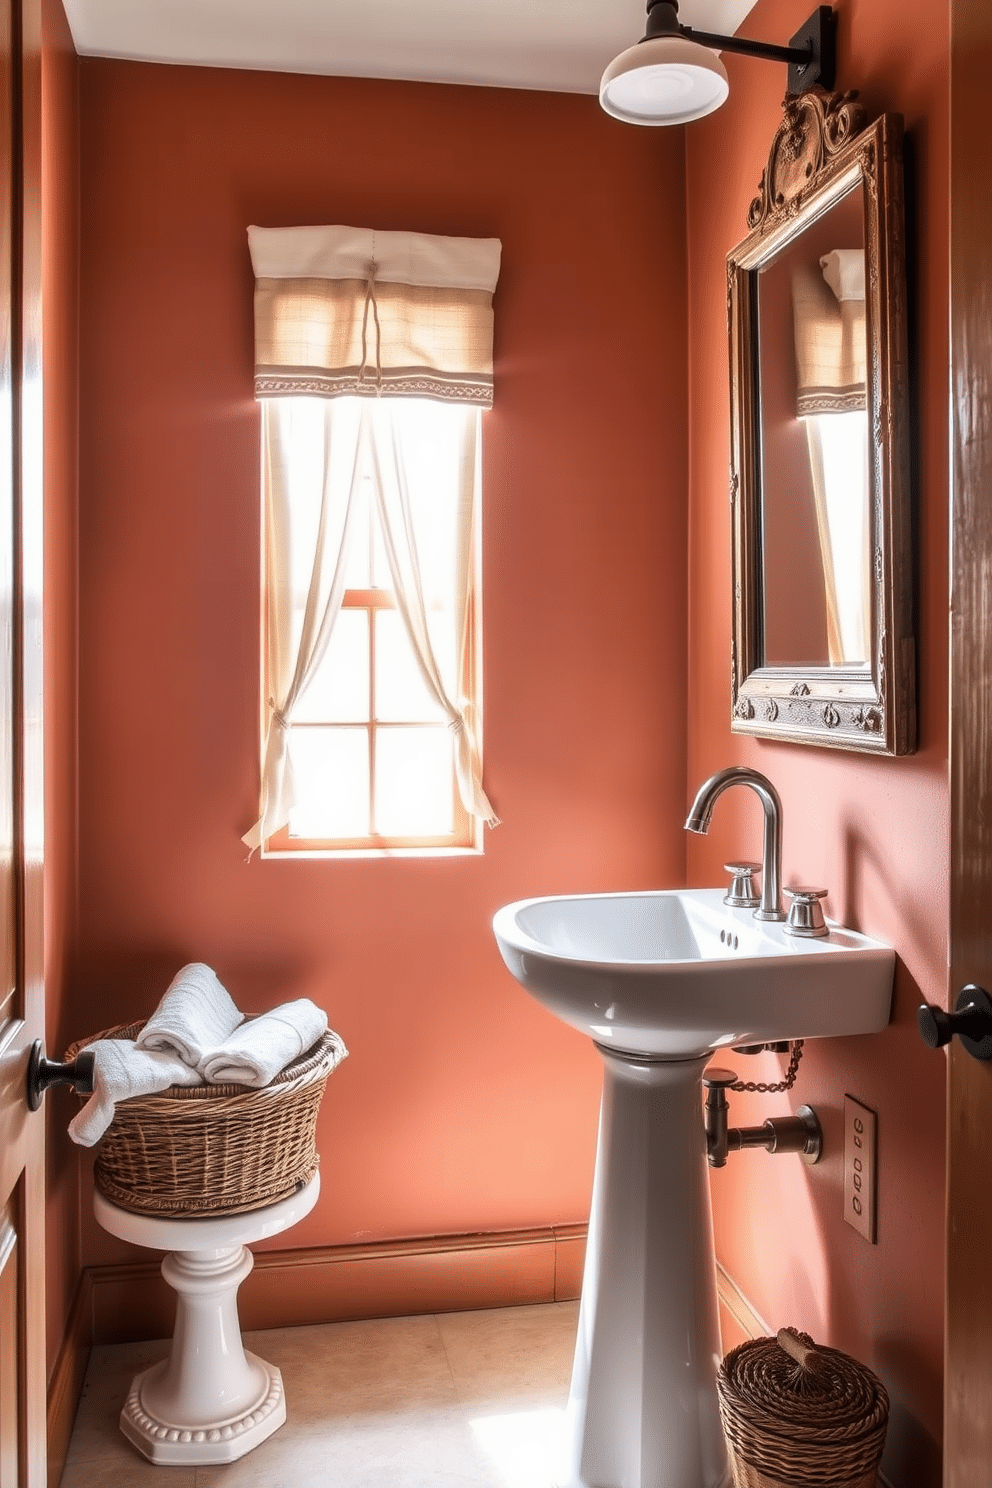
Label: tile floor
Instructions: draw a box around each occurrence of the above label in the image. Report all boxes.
[60,1301,580,1488]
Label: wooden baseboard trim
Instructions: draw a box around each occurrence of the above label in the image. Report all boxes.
[46,1271,93,1488]
[89,1222,588,1345]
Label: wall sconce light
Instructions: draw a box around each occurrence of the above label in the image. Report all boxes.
[600,1,837,126]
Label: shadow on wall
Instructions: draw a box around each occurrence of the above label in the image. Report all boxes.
[838,818,936,1004]
[793,1071,941,1488]
[68,947,321,1042]
[877,1362,943,1488]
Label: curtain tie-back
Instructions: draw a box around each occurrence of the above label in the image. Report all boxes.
[447,714,465,735]
[358,259,383,394]
[267,696,291,730]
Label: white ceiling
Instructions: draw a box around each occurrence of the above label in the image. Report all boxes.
[62,0,759,96]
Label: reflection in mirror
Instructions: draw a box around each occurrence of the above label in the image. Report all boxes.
[758,183,869,669]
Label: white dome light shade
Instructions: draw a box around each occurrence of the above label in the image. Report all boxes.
[600,36,729,126]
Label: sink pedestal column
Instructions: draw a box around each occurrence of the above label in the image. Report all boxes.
[561,1049,730,1488]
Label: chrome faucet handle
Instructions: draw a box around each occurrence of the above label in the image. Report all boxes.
[783,886,829,939]
[723,861,761,908]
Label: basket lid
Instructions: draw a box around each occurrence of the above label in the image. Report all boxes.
[718,1328,889,1443]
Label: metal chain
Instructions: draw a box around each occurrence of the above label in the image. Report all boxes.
[730,1039,804,1094]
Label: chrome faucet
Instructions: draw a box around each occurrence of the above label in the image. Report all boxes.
[684,766,785,921]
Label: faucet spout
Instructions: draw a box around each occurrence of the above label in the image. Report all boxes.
[684,766,785,921]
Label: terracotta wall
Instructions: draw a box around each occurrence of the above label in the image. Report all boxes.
[74,64,690,1266]
[686,1,948,1481]
[40,0,79,1375]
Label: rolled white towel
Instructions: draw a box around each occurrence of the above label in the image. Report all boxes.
[200,999,332,1087]
[135,963,244,1072]
[68,1040,202,1147]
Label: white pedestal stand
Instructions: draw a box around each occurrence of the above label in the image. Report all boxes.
[561,1050,730,1488]
[94,1172,320,1466]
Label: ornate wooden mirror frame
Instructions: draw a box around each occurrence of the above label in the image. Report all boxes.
[727,89,915,753]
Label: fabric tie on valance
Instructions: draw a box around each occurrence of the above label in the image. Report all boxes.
[792,248,867,417]
[248,224,502,407]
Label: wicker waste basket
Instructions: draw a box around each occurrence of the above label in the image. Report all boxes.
[717,1327,890,1488]
[65,1020,346,1220]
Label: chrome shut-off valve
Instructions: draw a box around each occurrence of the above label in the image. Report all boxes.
[702,1067,822,1169]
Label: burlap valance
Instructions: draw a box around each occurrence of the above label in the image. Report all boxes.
[792,248,867,417]
[248,225,502,407]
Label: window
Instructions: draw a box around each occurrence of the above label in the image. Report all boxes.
[262,396,483,854]
[241,223,501,856]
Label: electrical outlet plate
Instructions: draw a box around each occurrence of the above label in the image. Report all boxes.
[844,1095,877,1243]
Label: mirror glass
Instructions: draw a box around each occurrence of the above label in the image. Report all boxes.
[757,183,868,669]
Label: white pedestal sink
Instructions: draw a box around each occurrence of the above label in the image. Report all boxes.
[493,888,894,1488]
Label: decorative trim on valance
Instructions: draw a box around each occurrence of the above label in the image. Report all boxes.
[248,225,501,408]
[792,248,866,418]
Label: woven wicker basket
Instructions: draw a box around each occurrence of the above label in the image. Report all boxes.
[65,1020,346,1219]
[717,1328,890,1488]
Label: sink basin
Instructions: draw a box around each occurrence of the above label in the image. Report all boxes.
[492,887,894,1058]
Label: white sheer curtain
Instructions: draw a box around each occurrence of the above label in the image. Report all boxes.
[366,400,497,827]
[242,399,365,852]
[243,397,496,852]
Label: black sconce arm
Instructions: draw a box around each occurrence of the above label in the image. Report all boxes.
[680,28,811,68]
[643,1,837,94]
